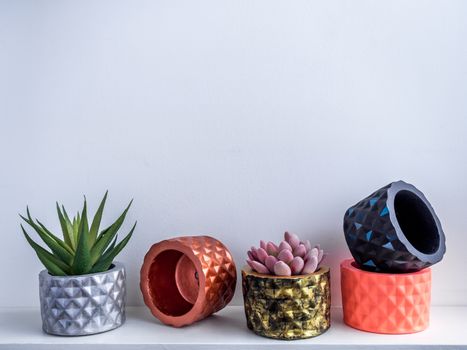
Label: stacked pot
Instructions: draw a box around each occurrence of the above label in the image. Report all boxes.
[341,180,446,334]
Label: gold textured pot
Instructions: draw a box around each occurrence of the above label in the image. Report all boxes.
[242,266,331,340]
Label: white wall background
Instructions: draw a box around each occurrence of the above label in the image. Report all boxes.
[1,0,466,308]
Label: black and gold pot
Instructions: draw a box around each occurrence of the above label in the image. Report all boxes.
[241,266,331,340]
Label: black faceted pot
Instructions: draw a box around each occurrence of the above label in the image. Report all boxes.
[343,181,446,273]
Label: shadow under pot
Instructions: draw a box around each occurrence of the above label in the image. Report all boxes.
[39,262,126,336]
[343,180,446,273]
[242,266,331,340]
[341,259,431,334]
[140,235,237,327]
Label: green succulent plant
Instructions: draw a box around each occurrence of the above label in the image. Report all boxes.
[20,191,136,276]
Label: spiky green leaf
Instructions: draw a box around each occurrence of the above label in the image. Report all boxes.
[58,203,76,250]
[101,234,118,259]
[96,199,133,241]
[21,225,69,276]
[71,199,92,274]
[56,203,73,248]
[89,226,112,265]
[89,191,108,246]
[23,207,73,254]
[90,200,133,264]
[72,211,80,248]
[90,222,136,273]
[36,220,74,255]
[20,210,74,264]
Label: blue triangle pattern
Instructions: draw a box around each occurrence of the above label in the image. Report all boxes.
[363,260,376,267]
[379,206,389,216]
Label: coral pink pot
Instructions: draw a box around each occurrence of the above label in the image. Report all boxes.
[140,235,237,327]
[341,259,431,334]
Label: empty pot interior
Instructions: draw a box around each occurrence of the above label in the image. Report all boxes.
[394,190,439,254]
[148,249,199,317]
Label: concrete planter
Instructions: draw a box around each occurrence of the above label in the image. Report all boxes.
[343,180,446,272]
[39,262,126,336]
[341,259,431,334]
[242,266,331,340]
[140,235,237,327]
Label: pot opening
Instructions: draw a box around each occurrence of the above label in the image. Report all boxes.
[148,249,199,317]
[394,190,439,254]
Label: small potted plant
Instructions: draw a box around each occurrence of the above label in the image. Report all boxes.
[242,232,330,340]
[20,192,136,336]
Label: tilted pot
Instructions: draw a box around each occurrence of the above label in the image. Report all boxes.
[140,235,237,327]
[242,266,331,340]
[343,180,446,272]
[39,262,126,336]
[341,259,431,334]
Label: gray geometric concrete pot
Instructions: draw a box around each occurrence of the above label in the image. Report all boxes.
[39,262,126,336]
[343,181,446,273]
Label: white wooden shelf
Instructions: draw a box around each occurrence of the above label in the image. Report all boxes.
[1,306,466,349]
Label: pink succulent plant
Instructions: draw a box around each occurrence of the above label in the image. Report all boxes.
[246,232,325,276]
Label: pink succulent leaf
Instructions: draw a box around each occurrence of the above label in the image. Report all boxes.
[305,247,319,261]
[247,250,255,261]
[246,259,255,269]
[256,247,268,263]
[278,240,292,252]
[314,244,321,251]
[284,231,300,249]
[266,241,279,256]
[250,260,270,274]
[318,249,324,263]
[260,240,267,250]
[277,249,294,264]
[250,247,259,260]
[274,261,292,276]
[319,252,327,264]
[303,240,312,251]
[302,256,318,274]
[293,244,307,258]
[290,256,305,275]
[265,255,278,273]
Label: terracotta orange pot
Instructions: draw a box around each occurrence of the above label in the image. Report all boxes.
[140,235,237,327]
[341,259,431,334]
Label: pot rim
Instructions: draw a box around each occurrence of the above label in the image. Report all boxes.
[242,265,329,279]
[387,180,446,260]
[140,237,209,326]
[39,261,125,280]
[341,259,430,277]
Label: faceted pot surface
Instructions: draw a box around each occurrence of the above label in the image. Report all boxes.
[343,180,446,272]
[140,235,237,327]
[39,262,126,336]
[242,266,331,340]
[341,259,431,334]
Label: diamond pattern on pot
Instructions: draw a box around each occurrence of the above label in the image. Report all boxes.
[341,259,431,334]
[175,236,237,316]
[343,182,443,272]
[39,263,126,336]
[242,267,331,340]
